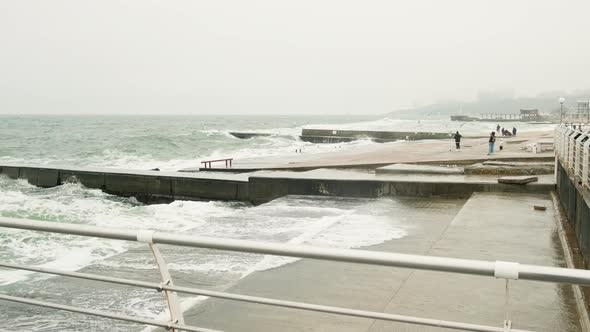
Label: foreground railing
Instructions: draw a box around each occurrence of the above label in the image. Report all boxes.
[2,217,590,331]
[554,124,590,189]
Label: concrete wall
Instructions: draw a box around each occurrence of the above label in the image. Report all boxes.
[0,165,249,204]
[301,129,452,139]
[300,129,451,142]
[249,176,555,205]
[1,164,557,207]
[557,162,590,267]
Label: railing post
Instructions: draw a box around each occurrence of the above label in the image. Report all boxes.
[494,261,519,332]
[137,230,185,330]
[503,279,512,332]
[584,139,590,189]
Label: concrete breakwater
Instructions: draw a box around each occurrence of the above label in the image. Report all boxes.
[229,132,272,139]
[228,128,452,143]
[0,164,249,204]
[0,164,555,206]
[299,128,452,143]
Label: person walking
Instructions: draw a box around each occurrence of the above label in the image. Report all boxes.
[488,131,496,155]
[453,131,462,151]
[512,127,517,136]
[496,124,500,133]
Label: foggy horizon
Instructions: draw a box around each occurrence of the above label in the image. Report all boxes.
[1,0,589,115]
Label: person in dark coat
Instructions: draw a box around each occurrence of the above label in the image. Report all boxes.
[512,127,517,136]
[488,132,496,155]
[453,131,462,150]
[496,124,500,132]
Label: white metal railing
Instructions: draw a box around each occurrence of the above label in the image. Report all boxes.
[2,218,590,332]
[555,124,590,188]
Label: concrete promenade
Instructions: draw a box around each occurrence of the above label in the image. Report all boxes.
[200,131,554,171]
[181,192,580,332]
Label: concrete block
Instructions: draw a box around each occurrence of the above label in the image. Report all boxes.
[236,182,249,201]
[376,164,464,175]
[145,177,173,197]
[105,174,147,194]
[19,167,39,186]
[60,171,105,189]
[465,163,553,175]
[37,169,59,187]
[1,166,20,179]
[248,177,289,205]
[173,178,241,201]
[498,176,539,184]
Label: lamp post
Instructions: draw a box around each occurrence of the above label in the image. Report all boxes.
[559,97,565,124]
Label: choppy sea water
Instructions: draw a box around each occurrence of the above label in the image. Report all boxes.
[0,177,409,331]
[0,115,554,330]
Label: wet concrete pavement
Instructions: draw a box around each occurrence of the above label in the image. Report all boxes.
[180,193,580,332]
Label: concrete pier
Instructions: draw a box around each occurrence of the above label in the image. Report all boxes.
[180,193,581,331]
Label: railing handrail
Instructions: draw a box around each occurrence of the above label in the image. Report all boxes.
[0,293,220,332]
[1,217,590,285]
[2,216,589,332]
[0,261,531,332]
[555,124,590,189]
[201,158,233,163]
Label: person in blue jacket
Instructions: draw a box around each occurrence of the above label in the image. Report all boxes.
[488,132,496,155]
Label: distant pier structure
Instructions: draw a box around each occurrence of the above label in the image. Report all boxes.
[451,109,546,122]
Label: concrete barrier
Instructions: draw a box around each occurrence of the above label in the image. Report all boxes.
[300,129,451,143]
[60,170,106,189]
[1,166,20,179]
[0,163,556,207]
[248,175,554,205]
[38,169,59,187]
[19,167,39,186]
[0,165,249,204]
[229,132,272,139]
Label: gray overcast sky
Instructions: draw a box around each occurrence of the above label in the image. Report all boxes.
[0,0,589,115]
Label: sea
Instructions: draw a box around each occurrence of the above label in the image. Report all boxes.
[0,115,555,331]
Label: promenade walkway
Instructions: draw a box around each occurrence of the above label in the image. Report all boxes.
[181,192,580,332]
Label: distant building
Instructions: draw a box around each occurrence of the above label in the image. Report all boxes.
[577,100,590,113]
[519,109,541,121]
[576,100,590,122]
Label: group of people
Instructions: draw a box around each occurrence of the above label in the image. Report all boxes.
[496,124,517,137]
[452,124,518,155]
